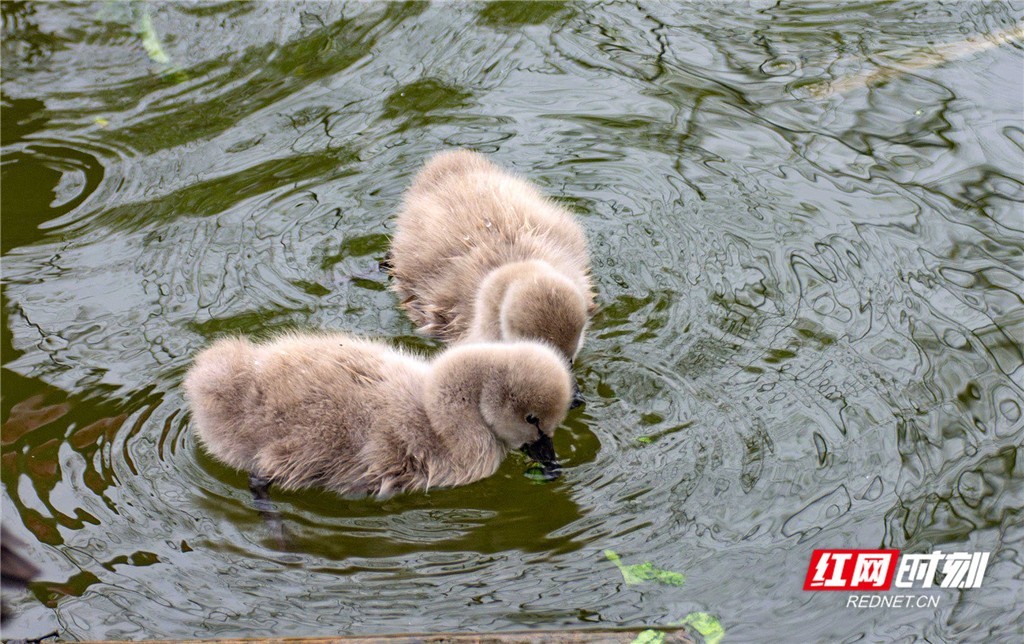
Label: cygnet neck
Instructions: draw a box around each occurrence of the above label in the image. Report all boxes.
[422,348,506,486]
[468,260,554,343]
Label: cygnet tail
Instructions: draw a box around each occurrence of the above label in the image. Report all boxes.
[183,337,260,469]
[411,149,492,191]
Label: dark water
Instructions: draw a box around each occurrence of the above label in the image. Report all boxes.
[2,1,1022,640]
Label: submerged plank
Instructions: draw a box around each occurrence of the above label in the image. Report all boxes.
[82,627,696,644]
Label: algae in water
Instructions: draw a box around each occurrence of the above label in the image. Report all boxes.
[605,549,685,586]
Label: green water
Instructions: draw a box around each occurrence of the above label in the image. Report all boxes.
[2,1,1022,640]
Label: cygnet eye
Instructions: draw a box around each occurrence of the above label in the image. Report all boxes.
[525,413,540,427]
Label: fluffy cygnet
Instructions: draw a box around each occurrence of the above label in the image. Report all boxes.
[388,150,597,363]
[184,332,573,497]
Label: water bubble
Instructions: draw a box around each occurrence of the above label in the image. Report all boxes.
[759,56,799,77]
[998,398,1021,421]
[956,470,984,507]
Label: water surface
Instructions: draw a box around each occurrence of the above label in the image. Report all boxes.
[2,1,1023,640]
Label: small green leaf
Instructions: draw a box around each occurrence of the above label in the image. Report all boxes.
[137,10,170,64]
[679,612,725,644]
[631,629,666,644]
[523,465,548,482]
[651,567,686,585]
[605,549,686,586]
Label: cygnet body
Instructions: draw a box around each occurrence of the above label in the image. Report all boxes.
[184,333,572,497]
[388,150,596,362]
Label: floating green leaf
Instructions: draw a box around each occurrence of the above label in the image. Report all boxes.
[128,2,187,82]
[523,465,548,482]
[629,613,724,644]
[678,612,725,644]
[635,421,694,446]
[136,9,170,64]
[631,629,666,644]
[604,550,685,586]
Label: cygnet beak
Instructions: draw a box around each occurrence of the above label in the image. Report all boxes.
[521,431,561,480]
[569,381,585,409]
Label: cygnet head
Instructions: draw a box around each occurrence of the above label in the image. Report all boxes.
[494,264,589,363]
[430,341,573,478]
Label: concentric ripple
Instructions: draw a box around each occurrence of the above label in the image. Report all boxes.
[2,1,1022,641]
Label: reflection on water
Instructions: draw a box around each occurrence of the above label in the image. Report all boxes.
[2,1,1022,640]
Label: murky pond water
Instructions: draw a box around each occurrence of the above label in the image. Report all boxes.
[3,1,1022,640]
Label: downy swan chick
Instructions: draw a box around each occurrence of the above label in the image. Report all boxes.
[184,333,573,497]
[388,150,597,364]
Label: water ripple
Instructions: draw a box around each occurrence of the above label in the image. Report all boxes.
[2,1,1022,641]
